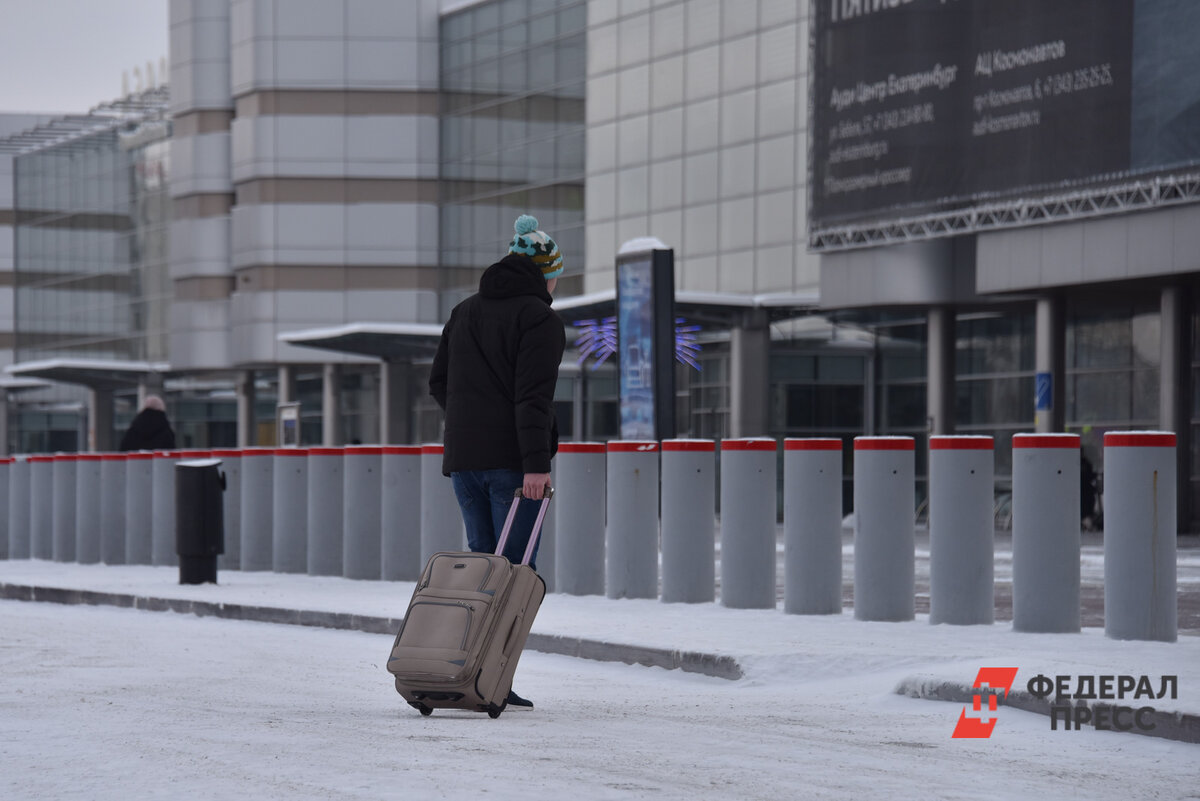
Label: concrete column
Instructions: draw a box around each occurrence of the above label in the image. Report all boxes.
[719,438,778,609]
[0,390,9,457]
[76,455,102,564]
[380,446,422,581]
[99,454,126,564]
[0,458,8,558]
[125,453,155,564]
[322,364,343,447]
[343,446,381,579]
[51,454,77,562]
[8,456,29,559]
[379,359,411,445]
[89,389,114,452]
[1034,296,1065,433]
[729,309,770,438]
[926,307,955,435]
[1103,432,1177,642]
[927,436,994,625]
[306,447,344,576]
[853,437,916,622]
[1011,433,1080,633]
[236,371,256,448]
[29,455,53,560]
[212,449,241,570]
[783,438,843,615]
[554,442,606,595]
[151,451,178,566]
[278,365,297,405]
[239,448,274,571]
[272,448,308,573]
[1160,285,1190,532]
[419,444,463,563]
[661,440,715,603]
[605,441,660,600]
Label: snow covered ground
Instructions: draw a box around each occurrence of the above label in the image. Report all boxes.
[1,559,1198,800]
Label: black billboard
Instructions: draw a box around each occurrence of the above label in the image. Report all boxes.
[810,0,1200,231]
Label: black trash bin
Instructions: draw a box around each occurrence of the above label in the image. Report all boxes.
[176,458,225,584]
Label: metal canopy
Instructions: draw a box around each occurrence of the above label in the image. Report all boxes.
[553,290,820,326]
[4,358,170,391]
[278,322,445,360]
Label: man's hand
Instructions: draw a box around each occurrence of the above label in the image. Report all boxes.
[522,472,552,500]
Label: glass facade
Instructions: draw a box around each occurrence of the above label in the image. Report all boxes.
[439,0,587,314]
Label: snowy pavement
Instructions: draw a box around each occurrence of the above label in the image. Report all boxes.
[1,597,1197,800]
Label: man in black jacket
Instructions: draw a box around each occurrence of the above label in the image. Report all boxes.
[429,215,565,709]
[119,395,177,451]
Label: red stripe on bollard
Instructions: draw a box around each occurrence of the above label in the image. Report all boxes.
[211,449,243,458]
[1103,432,1177,448]
[662,440,715,452]
[721,439,777,452]
[929,436,994,450]
[420,444,443,455]
[381,446,422,455]
[558,442,606,453]
[344,446,384,455]
[307,447,344,456]
[273,448,310,456]
[854,437,915,451]
[607,441,659,452]
[784,438,842,451]
[1012,434,1080,449]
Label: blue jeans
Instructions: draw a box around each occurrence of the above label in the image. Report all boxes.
[450,469,543,571]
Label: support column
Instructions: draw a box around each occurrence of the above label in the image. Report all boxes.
[89,388,114,452]
[0,389,9,456]
[926,307,955,435]
[1160,284,1191,533]
[1034,296,1065,432]
[729,309,769,438]
[236,370,256,448]
[322,363,343,446]
[379,359,411,445]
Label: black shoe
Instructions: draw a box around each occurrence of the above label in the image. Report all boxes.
[506,689,534,710]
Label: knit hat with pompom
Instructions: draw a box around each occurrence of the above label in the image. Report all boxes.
[508,215,563,280]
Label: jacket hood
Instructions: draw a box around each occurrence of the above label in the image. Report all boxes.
[478,253,553,304]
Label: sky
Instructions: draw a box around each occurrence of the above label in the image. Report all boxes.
[0,0,168,114]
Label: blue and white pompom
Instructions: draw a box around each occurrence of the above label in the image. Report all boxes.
[514,214,539,235]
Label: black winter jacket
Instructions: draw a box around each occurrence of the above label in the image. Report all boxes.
[119,408,177,452]
[429,253,565,476]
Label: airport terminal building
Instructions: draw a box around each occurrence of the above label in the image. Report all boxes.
[1,0,1198,528]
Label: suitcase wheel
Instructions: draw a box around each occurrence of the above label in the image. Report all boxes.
[409,701,433,717]
[486,701,506,719]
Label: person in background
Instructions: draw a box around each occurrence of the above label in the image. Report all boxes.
[119,395,177,452]
[429,214,566,711]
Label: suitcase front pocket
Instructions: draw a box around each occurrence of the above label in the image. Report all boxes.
[389,600,490,681]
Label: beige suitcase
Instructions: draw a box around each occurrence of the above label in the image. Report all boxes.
[386,489,551,718]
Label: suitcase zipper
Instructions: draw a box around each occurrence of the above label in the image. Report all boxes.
[418,554,499,594]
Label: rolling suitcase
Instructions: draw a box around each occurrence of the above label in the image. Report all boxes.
[387,487,552,718]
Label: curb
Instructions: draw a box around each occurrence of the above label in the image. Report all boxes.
[0,582,743,681]
[895,677,1200,745]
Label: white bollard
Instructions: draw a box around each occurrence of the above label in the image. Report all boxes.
[783,438,844,615]
[51,454,77,563]
[151,451,178,566]
[212,449,242,570]
[853,437,915,622]
[272,448,309,573]
[554,443,606,595]
[928,436,994,625]
[380,446,422,581]
[606,441,660,600]
[240,448,274,571]
[0,458,9,559]
[29,455,54,560]
[343,445,381,580]
[720,438,778,609]
[660,440,716,603]
[75,455,102,564]
[1011,433,1081,633]
[99,453,127,564]
[306,447,344,577]
[8,456,31,560]
[420,444,463,565]
[125,452,155,565]
[1103,431,1177,642]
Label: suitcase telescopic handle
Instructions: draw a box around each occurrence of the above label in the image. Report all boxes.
[495,486,554,565]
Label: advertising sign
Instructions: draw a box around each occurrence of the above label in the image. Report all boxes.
[617,257,655,440]
[810,0,1200,232]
